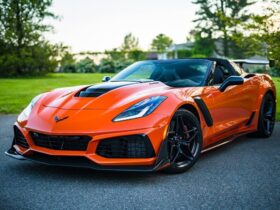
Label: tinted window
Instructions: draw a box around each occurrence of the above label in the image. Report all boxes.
[111,60,211,87]
[230,61,244,75]
[212,63,235,85]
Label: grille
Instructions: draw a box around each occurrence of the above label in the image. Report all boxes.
[30,132,91,151]
[96,135,155,158]
[14,126,29,148]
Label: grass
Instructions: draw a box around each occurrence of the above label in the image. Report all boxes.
[273,77,280,121]
[0,73,113,114]
[0,74,279,120]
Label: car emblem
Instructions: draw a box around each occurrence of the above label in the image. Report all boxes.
[54,116,69,123]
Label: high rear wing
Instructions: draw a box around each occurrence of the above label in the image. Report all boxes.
[232,59,275,68]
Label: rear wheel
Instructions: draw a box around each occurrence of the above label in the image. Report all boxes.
[252,93,276,138]
[164,109,202,173]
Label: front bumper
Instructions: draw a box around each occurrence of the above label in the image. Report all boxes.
[6,123,170,172]
[6,145,169,172]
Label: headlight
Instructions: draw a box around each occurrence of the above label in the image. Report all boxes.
[21,94,43,118]
[113,96,167,122]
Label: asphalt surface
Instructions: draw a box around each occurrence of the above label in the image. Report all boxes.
[0,115,279,210]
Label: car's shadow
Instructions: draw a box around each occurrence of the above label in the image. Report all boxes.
[7,136,265,183]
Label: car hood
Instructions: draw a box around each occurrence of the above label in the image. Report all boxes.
[21,81,206,133]
[41,81,172,110]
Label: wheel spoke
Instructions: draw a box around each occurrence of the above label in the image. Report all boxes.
[186,147,194,160]
[264,101,274,119]
[179,141,189,146]
[171,147,180,163]
[265,119,271,133]
[176,115,185,136]
[170,144,176,159]
[186,129,198,143]
[179,147,193,161]
[262,98,276,135]
[178,115,185,129]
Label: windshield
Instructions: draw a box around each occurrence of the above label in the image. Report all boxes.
[111,59,211,87]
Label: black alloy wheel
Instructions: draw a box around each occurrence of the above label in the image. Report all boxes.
[164,109,202,173]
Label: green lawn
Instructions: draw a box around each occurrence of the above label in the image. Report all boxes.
[0,73,113,114]
[274,77,280,121]
[0,74,279,120]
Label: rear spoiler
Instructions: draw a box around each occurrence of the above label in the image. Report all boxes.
[232,59,275,68]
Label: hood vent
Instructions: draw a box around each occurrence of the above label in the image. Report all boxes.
[76,82,137,98]
[78,88,111,97]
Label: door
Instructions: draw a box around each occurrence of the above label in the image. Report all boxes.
[204,62,257,138]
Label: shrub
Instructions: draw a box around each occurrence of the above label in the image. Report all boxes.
[0,43,58,77]
[75,57,97,73]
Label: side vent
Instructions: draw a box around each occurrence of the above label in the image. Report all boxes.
[246,112,256,127]
[193,97,213,127]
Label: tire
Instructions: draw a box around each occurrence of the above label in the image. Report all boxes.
[251,93,276,138]
[164,109,202,173]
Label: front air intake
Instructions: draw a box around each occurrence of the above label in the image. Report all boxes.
[30,132,91,151]
[96,135,155,158]
[14,126,29,148]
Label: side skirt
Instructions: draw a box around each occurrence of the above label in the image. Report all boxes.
[201,131,251,153]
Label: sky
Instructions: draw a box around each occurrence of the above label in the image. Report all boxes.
[45,0,198,53]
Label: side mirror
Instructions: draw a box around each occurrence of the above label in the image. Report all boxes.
[102,76,111,82]
[219,76,244,92]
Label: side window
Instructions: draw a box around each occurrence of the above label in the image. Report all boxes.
[212,64,234,85]
[230,61,244,75]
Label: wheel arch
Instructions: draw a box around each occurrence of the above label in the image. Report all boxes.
[177,104,200,123]
[265,89,276,100]
[257,89,276,112]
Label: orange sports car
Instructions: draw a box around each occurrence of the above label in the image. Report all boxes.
[6,58,276,173]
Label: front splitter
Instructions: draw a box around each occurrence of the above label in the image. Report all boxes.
[5,145,170,172]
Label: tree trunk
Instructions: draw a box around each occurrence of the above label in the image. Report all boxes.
[220,0,229,57]
[223,30,229,57]
[14,0,23,75]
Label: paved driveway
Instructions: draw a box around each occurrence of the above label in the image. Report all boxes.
[0,115,279,210]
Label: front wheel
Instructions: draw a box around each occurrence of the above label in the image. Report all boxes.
[164,109,202,173]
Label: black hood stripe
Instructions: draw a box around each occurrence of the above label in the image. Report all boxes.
[76,82,137,97]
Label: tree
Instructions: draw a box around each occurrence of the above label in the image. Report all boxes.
[120,33,139,51]
[151,34,173,53]
[191,31,215,57]
[75,57,96,73]
[58,48,76,73]
[192,0,255,57]
[0,0,58,76]
[230,32,264,58]
[244,0,280,71]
